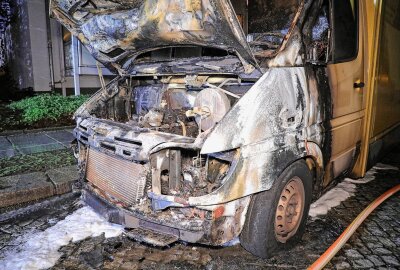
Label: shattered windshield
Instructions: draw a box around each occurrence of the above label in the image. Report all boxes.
[246,0,301,56]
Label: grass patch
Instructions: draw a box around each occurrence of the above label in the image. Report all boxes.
[7,94,88,124]
[0,149,77,177]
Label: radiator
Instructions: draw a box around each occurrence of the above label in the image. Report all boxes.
[86,148,147,205]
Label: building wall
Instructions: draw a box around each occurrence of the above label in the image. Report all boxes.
[27,0,51,92]
[5,0,114,95]
[8,0,34,90]
[0,1,12,68]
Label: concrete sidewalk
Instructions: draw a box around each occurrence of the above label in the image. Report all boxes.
[0,165,78,208]
[0,129,74,158]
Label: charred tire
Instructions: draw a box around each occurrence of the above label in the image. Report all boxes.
[240,160,312,258]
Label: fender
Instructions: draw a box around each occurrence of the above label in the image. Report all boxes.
[151,66,330,208]
[201,67,308,154]
[150,137,321,207]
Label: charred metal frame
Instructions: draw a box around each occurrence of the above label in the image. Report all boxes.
[51,0,340,246]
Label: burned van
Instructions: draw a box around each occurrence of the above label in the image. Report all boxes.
[50,0,400,258]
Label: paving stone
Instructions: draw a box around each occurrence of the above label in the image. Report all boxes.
[0,233,11,248]
[352,238,363,246]
[373,247,393,255]
[380,208,397,215]
[360,235,379,243]
[0,137,17,158]
[0,149,19,158]
[392,236,400,246]
[393,226,400,233]
[29,220,46,229]
[356,246,371,256]
[387,231,399,238]
[335,261,351,270]
[46,166,78,195]
[0,172,55,207]
[8,133,56,147]
[345,249,363,259]
[377,237,396,248]
[367,255,385,267]
[331,256,350,270]
[17,143,65,154]
[381,256,400,267]
[46,130,75,146]
[351,259,374,269]
[377,223,396,234]
[341,201,356,208]
[7,132,66,155]
[365,241,383,249]
[0,136,13,151]
[366,226,389,237]
[53,165,79,178]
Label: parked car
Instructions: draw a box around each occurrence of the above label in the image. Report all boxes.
[51,0,400,258]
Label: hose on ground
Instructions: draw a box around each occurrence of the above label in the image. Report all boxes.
[308,184,400,270]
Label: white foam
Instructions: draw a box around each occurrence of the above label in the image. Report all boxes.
[308,162,397,218]
[309,181,357,218]
[374,163,399,171]
[344,169,376,184]
[0,206,123,270]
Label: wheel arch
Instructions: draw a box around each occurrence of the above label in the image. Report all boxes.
[240,157,314,258]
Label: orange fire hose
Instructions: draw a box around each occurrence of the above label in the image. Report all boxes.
[308,184,400,270]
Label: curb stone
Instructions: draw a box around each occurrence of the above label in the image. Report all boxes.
[0,125,75,137]
[0,165,78,208]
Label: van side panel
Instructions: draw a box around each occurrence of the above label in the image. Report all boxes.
[371,1,400,138]
[368,0,400,166]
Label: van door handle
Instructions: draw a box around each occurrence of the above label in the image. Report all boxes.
[354,82,365,88]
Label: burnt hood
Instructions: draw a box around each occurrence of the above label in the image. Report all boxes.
[50,0,258,74]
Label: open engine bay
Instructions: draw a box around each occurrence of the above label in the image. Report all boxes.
[75,73,255,202]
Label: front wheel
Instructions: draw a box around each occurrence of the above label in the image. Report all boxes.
[240,160,313,258]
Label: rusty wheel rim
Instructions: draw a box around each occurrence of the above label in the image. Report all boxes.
[274,177,305,243]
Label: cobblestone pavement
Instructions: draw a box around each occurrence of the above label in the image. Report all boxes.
[0,147,399,270]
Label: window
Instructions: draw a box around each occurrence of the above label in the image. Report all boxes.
[304,0,330,64]
[245,0,301,56]
[62,27,73,74]
[331,0,358,62]
[248,0,299,35]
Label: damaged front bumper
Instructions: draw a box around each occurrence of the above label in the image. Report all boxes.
[82,189,204,246]
[83,185,250,246]
[75,118,251,246]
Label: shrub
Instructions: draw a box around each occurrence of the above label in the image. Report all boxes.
[8,94,89,124]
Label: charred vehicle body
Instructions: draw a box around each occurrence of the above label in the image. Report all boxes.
[51,0,374,257]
